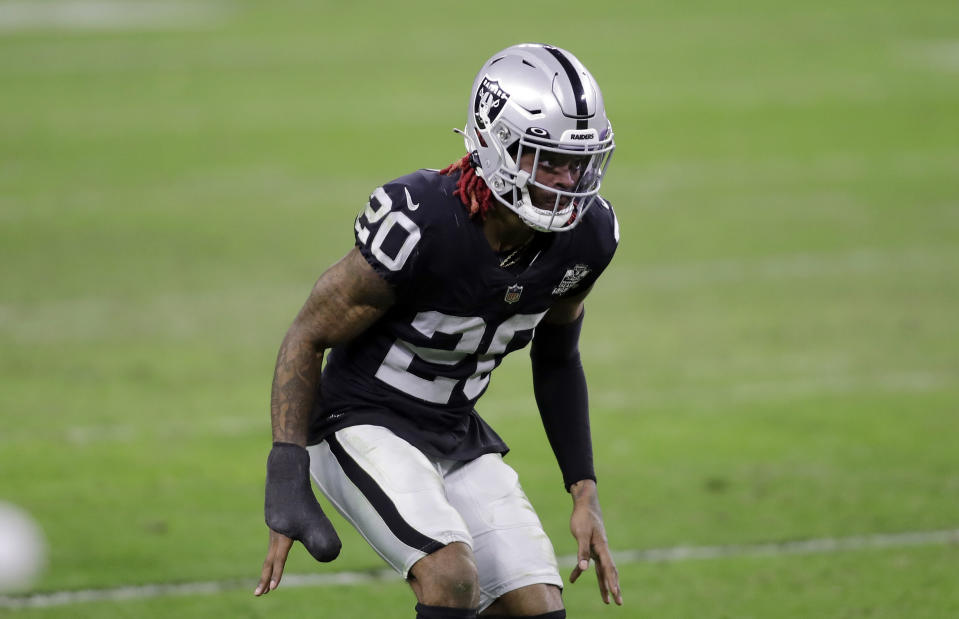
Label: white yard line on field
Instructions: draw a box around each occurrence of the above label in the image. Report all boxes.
[608,245,957,291]
[608,528,959,564]
[903,40,959,73]
[0,0,229,31]
[2,528,957,609]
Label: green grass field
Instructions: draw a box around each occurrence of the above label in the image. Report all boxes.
[2,0,957,616]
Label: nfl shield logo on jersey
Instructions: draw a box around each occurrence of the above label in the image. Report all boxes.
[504,284,523,304]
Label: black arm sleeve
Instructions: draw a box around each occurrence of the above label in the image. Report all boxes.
[529,311,595,492]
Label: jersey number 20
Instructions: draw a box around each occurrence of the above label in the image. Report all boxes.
[355,187,421,272]
[375,311,546,405]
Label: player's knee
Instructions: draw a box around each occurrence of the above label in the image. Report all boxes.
[411,542,479,606]
[428,552,478,602]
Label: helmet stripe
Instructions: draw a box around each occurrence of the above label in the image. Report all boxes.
[543,45,589,130]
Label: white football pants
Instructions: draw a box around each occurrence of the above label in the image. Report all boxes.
[307,424,562,611]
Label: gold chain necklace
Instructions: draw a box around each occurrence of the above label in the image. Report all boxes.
[498,234,535,268]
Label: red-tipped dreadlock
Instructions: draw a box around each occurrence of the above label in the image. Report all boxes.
[439,155,494,220]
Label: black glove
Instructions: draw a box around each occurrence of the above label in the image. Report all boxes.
[264,442,341,562]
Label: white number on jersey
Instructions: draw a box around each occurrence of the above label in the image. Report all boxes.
[375,311,547,404]
[355,186,422,272]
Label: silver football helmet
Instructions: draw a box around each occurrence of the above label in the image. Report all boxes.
[459,43,615,232]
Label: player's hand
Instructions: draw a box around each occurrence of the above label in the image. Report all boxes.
[255,442,341,596]
[568,479,623,605]
[255,528,294,596]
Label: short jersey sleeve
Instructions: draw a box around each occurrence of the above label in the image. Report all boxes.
[552,196,620,299]
[353,179,431,291]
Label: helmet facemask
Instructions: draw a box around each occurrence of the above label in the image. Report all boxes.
[497,128,614,232]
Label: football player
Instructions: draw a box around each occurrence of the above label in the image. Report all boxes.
[255,43,623,619]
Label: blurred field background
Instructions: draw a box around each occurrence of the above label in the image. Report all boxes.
[1,0,958,616]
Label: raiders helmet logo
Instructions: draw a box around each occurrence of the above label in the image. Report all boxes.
[474,77,510,129]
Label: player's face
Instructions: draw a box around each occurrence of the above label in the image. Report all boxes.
[518,151,585,209]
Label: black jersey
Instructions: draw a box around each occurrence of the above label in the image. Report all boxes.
[308,168,619,460]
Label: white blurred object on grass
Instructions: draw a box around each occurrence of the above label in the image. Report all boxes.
[0,501,47,593]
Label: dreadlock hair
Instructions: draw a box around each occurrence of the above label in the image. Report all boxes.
[439,154,494,220]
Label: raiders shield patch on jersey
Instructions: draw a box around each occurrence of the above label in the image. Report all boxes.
[552,264,591,295]
[504,284,523,304]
